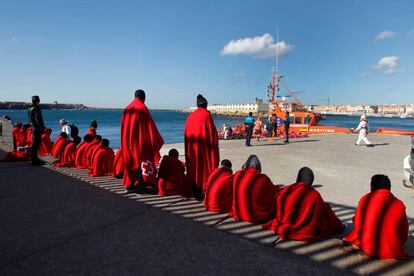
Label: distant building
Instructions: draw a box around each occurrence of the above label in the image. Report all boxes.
[377,104,406,115]
[206,98,270,117]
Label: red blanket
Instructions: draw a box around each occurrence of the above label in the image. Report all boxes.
[26,127,33,147]
[85,139,101,167]
[54,142,76,167]
[204,168,234,213]
[344,189,409,259]
[38,129,53,156]
[120,98,164,187]
[263,182,343,242]
[86,129,96,137]
[157,155,190,196]
[232,168,278,223]
[112,149,124,178]
[51,136,68,159]
[184,107,220,190]
[1,150,31,162]
[89,146,115,176]
[75,141,92,168]
[16,128,27,147]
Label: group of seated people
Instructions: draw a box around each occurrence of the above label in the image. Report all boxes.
[156,152,409,260]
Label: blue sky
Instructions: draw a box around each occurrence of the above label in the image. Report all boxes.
[0,0,413,108]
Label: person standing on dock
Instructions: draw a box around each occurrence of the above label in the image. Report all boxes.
[120,89,164,193]
[184,94,220,199]
[28,95,46,166]
[284,111,291,143]
[272,114,279,137]
[354,115,373,147]
[244,112,254,146]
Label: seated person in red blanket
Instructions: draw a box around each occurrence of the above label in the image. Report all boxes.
[51,132,68,159]
[231,155,279,223]
[263,167,344,242]
[157,149,190,197]
[88,138,115,176]
[75,134,94,168]
[54,136,81,167]
[343,174,409,260]
[87,120,98,136]
[204,159,234,213]
[85,135,102,167]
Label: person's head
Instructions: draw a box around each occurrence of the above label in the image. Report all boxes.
[83,134,94,142]
[44,128,52,135]
[286,111,290,116]
[59,119,67,126]
[361,115,367,121]
[74,136,81,146]
[32,95,40,105]
[60,132,68,139]
[90,120,98,130]
[242,155,261,172]
[15,122,22,128]
[370,174,391,192]
[95,135,102,142]
[296,167,315,185]
[248,112,253,117]
[101,138,110,147]
[23,124,30,131]
[168,148,179,159]
[196,94,208,109]
[134,89,146,103]
[220,159,232,170]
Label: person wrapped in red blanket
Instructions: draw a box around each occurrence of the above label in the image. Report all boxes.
[184,94,220,199]
[119,90,164,194]
[112,149,124,178]
[84,135,102,167]
[54,136,81,167]
[231,155,279,223]
[157,149,190,197]
[38,128,53,156]
[51,132,68,159]
[263,167,344,242]
[75,134,94,168]
[343,175,409,260]
[12,123,23,150]
[204,159,234,213]
[88,138,115,176]
[87,120,98,137]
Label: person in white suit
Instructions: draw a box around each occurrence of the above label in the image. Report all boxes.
[354,115,373,146]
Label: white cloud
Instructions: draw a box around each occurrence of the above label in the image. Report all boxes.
[371,56,400,75]
[374,31,396,41]
[220,33,294,59]
[407,28,414,37]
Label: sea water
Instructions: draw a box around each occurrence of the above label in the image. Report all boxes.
[1,109,413,148]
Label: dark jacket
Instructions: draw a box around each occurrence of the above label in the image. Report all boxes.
[28,105,45,130]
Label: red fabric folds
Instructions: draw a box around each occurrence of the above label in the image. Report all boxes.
[262,182,343,242]
[75,141,92,168]
[204,168,234,213]
[120,98,164,187]
[26,127,33,147]
[16,128,27,147]
[184,107,220,190]
[344,189,409,259]
[54,142,76,167]
[88,145,115,176]
[157,155,190,197]
[38,128,53,156]
[51,136,68,159]
[232,168,278,223]
[112,149,124,178]
[1,150,31,162]
[84,139,101,167]
[86,129,96,137]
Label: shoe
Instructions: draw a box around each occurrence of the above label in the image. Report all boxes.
[124,188,136,194]
[366,144,375,147]
[246,144,253,147]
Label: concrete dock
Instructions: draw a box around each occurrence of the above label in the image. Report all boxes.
[1,118,414,275]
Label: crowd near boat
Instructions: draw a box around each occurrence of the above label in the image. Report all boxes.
[1,91,413,261]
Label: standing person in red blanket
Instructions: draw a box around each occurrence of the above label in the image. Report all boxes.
[204,159,234,213]
[87,120,98,137]
[54,136,81,167]
[157,149,190,197]
[51,132,68,159]
[232,155,279,224]
[38,128,53,156]
[85,135,102,167]
[120,89,164,194]
[75,134,94,168]
[89,138,114,176]
[184,94,220,199]
[12,123,23,150]
[343,175,409,260]
[263,167,344,242]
